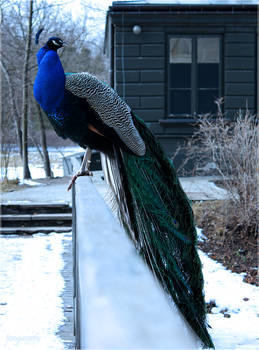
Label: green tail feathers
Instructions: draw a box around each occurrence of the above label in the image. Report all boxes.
[109,112,214,349]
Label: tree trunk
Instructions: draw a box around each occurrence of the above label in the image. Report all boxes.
[36,103,52,177]
[0,60,23,158]
[21,0,33,179]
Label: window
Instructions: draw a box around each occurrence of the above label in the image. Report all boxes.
[169,36,221,116]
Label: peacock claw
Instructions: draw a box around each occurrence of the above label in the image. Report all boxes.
[67,170,93,191]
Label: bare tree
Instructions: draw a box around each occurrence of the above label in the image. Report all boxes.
[0,60,23,158]
[1,0,109,179]
[21,0,34,179]
[36,102,52,177]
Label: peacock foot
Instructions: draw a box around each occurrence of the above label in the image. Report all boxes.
[67,170,93,191]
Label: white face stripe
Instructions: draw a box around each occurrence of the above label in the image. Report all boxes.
[52,39,62,46]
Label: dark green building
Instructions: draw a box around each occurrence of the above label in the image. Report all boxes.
[106,1,258,167]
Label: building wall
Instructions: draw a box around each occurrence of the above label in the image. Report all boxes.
[224,30,256,115]
[109,7,257,162]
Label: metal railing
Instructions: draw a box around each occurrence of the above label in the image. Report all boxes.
[63,151,102,176]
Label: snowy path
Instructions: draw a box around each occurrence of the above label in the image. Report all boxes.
[0,232,73,350]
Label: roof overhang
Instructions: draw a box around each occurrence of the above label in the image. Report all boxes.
[111,0,259,6]
[104,1,257,53]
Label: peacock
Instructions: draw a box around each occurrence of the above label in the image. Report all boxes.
[33,30,214,349]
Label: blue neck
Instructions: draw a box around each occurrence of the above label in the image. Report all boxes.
[34,47,65,112]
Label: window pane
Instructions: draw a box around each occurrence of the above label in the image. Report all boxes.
[198,89,219,114]
[170,38,192,63]
[198,37,219,63]
[170,90,191,115]
[170,63,191,88]
[198,63,219,88]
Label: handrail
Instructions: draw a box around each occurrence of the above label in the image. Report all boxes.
[63,151,101,176]
[73,176,200,349]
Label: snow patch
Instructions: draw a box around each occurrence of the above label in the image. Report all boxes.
[0,233,67,349]
[196,227,207,242]
[1,146,81,181]
[199,250,259,349]
[19,179,44,186]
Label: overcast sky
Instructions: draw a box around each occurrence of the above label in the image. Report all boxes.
[63,0,115,23]
[60,0,259,29]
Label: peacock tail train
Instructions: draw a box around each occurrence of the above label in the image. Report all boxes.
[106,112,214,349]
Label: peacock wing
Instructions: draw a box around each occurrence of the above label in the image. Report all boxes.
[65,72,146,156]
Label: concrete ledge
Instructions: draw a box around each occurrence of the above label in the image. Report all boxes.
[63,151,102,176]
[0,226,72,234]
[1,213,72,221]
[73,176,200,349]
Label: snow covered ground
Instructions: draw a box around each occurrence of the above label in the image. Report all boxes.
[0,232,70,350]
[196,229,259,349]
[0,146,82,181]
[200,250,259,349]
[0,229,258,349]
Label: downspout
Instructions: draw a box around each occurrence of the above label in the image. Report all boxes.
[110,18,115,89]
[104,11,114,88]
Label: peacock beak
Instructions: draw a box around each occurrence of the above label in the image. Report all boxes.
[62,41,69,47]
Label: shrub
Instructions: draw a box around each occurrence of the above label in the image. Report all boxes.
[182,107,258,237]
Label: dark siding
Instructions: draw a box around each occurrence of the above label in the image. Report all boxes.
[146,122,164,134]
[141,44,164,56]
[124,97,140,109]
[225,84,254,96]
[225,57,254,70]
[140,96,164,109]
[116,71,140,83]
[226,71,254,83]
[134,109,164,121]
[141,70,164,82]
[116,83,164,96]
[116,31,165,44]
[225,43,255,57]
[115,26,166,125]
[116,44,140,57]
[116,57,164,69]
[224,30,256,115]
[225,96,254,109]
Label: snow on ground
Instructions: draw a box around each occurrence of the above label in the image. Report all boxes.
[199,250,259,349]
[5,164,64,181]
[198,227,259,349]
[0,232,69,350]
[0,146,82,181]
[0,230,258,349]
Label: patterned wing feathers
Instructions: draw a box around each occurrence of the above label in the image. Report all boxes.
[65,73,146,156]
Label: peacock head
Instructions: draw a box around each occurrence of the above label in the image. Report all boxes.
[45,37,66,51]
[35,29,67,51]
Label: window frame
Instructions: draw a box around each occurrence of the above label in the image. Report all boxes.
[167,34,223,118]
